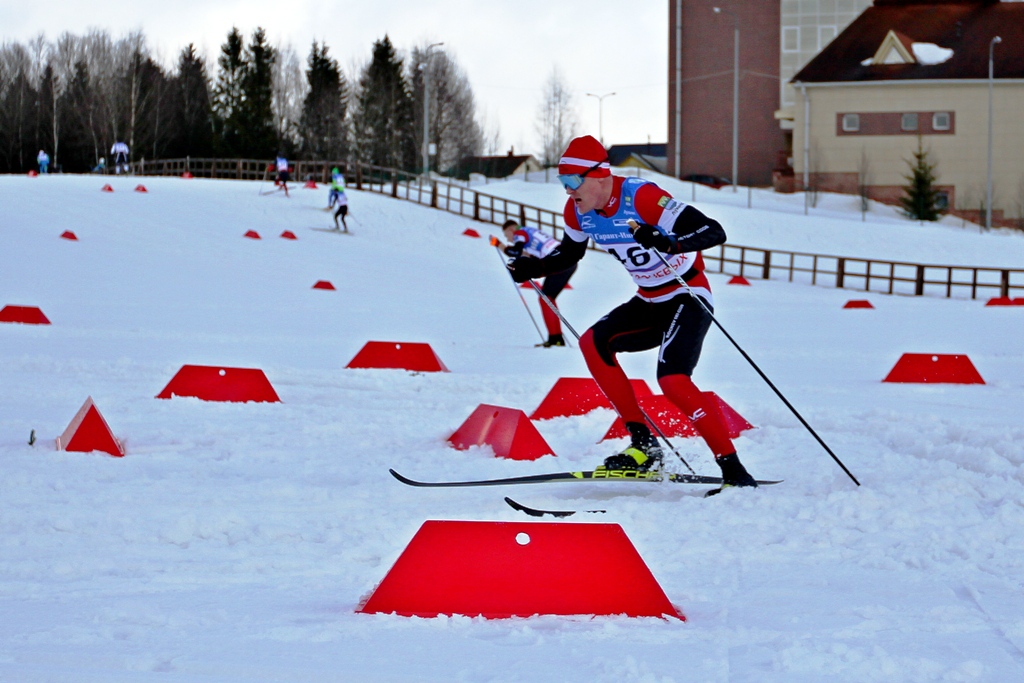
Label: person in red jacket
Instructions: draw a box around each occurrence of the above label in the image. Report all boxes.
[507,135,756,489]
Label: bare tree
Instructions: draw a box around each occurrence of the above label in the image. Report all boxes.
[857,147,871,221]
[535,66,579,167]
[1016,176,1024,232]
[272,42,306,154]
[408,44,483,174]
[807,139,823,209]
[478,106,502,156]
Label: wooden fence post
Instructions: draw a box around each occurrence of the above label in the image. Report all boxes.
[430,182,438,208]
[762,251,772,280]
[915,265,925,296]
[473,193,480,222]
[519,205,527,227]
[391,172,398,198]
[836,258,846,288]
[1001,270,1010,298]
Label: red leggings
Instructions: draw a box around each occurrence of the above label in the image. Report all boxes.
[579,330,734,458]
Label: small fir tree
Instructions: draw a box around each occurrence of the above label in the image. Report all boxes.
[900,137,942,221]
[240,27,277,159]
[171,44,214,158]
[351,36,416,171]
[300,41,348,159]
[211,27,247,156]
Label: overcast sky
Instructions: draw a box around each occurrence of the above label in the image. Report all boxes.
[1,1,669,156]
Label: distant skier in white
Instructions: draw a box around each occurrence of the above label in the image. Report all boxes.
[111,141,129,174]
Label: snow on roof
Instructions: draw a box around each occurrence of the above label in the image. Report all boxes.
[912,42,954,65]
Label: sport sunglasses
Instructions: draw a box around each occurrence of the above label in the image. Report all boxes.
[558,160,607,191]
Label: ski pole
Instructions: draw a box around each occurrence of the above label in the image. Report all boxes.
[524,276,695,474]
[627,219,860,487]
[526,280,577,346]
[490,238,546,343]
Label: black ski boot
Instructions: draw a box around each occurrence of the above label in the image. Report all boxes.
[600,422,664,472]
[536,334,565,347]
[705,452,758,497]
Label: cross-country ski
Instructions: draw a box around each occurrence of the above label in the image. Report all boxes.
[390,468,782,488]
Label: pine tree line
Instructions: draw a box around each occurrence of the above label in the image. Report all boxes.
[0,29,483,174]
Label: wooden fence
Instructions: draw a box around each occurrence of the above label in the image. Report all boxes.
[133,157,1024,300]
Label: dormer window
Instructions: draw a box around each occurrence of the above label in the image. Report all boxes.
[870,30,916,66]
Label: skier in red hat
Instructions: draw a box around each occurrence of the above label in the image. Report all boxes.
[506,135,757,490]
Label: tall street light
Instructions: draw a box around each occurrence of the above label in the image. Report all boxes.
[986,35,1001,230]
[585,92,616,146]
[713,6,739,192]
[422,42,444,176]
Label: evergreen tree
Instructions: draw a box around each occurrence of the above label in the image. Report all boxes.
[0,57,37,172]
[171,44,213,157]
[900,137,942,221]
[211,27,246,156]
[241,27,276,158]
[351,36,416,171]
[59,59,96,172]
[36,64,56,161]
[299,41,347,159]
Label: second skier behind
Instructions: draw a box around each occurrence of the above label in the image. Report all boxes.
[501,219,576,347]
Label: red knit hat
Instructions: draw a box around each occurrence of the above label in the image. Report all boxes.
[558,135,610,177]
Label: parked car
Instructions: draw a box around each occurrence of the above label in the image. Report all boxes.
[682,174,731,189]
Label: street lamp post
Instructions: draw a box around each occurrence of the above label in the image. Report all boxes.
[422,42,444,176]
[713,6,739,192]
[986,36,1001,230]
[585,92,616,146]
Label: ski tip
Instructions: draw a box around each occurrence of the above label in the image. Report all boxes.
[504,497,575,518]
[388,469,419,486]
[504,496,540,517]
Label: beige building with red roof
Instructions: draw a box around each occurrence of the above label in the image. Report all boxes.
[791,0,1024,227]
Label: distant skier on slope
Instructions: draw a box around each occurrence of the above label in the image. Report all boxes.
[275,154,290,197]
[501,219,575,347]
[111,141,129,174]
[505,134,757,490]
[329,167,349,232]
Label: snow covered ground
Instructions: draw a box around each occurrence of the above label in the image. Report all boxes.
[1,172,1023,682]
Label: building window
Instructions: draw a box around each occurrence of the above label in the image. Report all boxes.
[783,27,799,52]
[818,26,836,50]
[933,112,951,131]
[901,113,919,131]
[935,191,949,211]
[842,113,860,132]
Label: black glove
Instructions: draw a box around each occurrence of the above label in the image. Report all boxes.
[631,223,678,253]
[504,242,524,258]
[507,256,545,283]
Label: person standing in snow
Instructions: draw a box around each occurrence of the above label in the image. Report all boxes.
[275,154,290,197]
[506,134,757,489]
[501,219,576,347]
[37,150,50,174]
[111,141,129,174]
[329,168,349,232]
